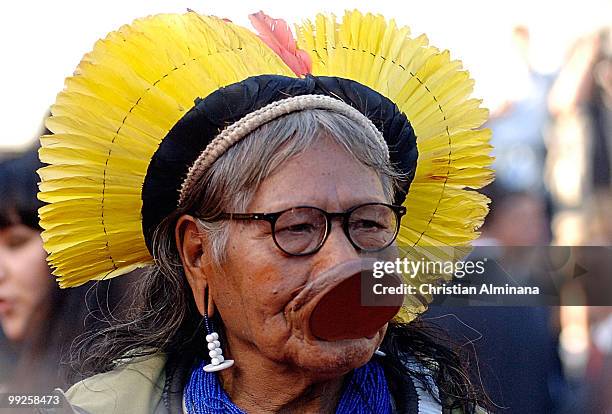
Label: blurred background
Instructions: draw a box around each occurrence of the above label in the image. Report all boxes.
[0,0,610,412]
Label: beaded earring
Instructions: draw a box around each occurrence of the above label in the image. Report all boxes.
[202,291,234,372]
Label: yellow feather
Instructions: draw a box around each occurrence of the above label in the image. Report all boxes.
[295,11,493,322]
[39,12,295,288]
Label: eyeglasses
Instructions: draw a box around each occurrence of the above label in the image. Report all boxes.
[212,202,406,256]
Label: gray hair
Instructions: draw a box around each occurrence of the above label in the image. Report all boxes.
[72,108,404,375]
[156,108,403,277]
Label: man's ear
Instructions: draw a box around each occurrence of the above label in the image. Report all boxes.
[175,215,215,317]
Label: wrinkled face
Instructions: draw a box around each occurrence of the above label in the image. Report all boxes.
[0,224,52,343]
[208,138,396,377]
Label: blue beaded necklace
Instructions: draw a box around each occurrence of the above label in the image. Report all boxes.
[183,359,392,413]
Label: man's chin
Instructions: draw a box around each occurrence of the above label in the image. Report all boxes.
[288,333,382,377]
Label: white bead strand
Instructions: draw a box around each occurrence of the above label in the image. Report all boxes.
[203,330,234,372]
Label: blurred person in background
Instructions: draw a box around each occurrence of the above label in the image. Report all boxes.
[487,26,556,194]
[479,187,550,246]
[546,27,612,245]
[0,141,129,393]
[426,183,571,413]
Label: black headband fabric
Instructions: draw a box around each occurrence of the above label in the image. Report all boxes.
[141,74,418,253]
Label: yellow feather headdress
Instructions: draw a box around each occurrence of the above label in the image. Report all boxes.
[38,10,493,322]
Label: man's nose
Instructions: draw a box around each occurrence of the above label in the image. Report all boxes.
[313,220,360,271]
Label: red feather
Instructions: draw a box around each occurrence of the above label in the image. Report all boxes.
[249,11,312,76]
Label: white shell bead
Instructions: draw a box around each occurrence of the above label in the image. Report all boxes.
[211,357,220,365]
[203,359,234,372]
[206,334,214,342]
[207,343,216,351]
[209,350,219,358]
[213,340,221,347]
[217,355,224,363]
[212,332,219,340]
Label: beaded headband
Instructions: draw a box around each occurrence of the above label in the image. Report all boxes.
[179,94,388,206]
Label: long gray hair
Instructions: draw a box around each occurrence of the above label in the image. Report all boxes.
[73,108,402,373]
